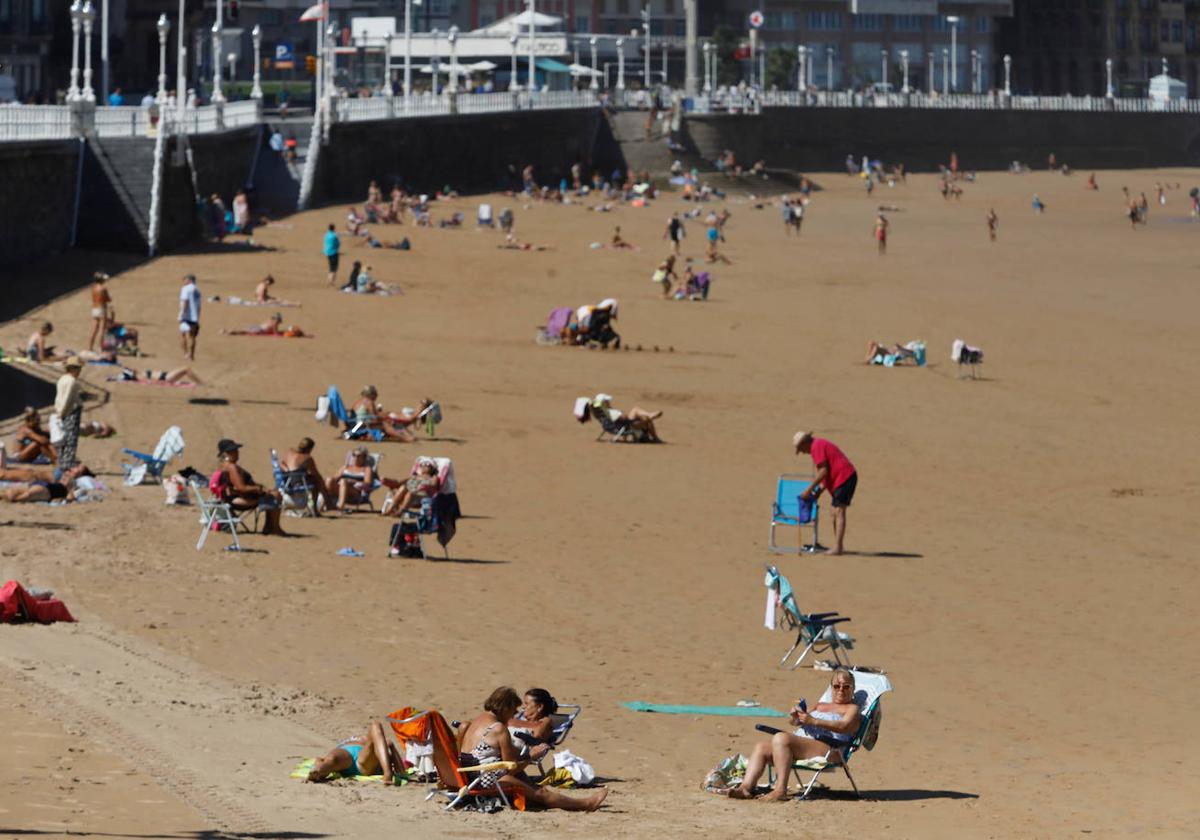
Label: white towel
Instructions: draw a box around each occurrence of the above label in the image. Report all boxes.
[553,750,596,785]
[764,589,777,630]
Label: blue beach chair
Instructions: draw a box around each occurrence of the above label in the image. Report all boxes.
[769,473,822,553]
[765,565,854,670]
[766,670,893,799]
[316,385,384,441]
[121,425,185,485]
[270,448,317,516]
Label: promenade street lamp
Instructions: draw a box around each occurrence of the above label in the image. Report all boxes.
[448,25,459,93]
[325,23,336,99]
[156,14,170,105]
[617,37,626,90]
[211,20,224,103]
[1106,57,1114,98]
[68,1,82,102]
[384,32,394,96]
[928,50,935,94]
[641,5,650,90]
[431,28,440,96]
[946,15,958,92]
[527,0,536,94]
[826,46,833,92]
[880,48,887,90]
[227,52,236,86]
[509,34,519,91]
[81,0,95,103]
[970,49,978,93]
[1003,54,1011,95]
[942,47,949,95]
[589,37,598,90]
[405,0,422,99]
[251,24,263,100]
[900,49,909,94]
[796,45,805,90]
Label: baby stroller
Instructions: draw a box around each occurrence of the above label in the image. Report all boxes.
[584,307,620,349]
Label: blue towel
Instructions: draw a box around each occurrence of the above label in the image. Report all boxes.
[327,385,350,424]
[622,702,787,717]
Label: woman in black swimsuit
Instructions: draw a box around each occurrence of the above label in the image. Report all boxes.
[0,465,92,503]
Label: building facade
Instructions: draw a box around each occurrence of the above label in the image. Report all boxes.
[996,0,1200,97]
[0,0,57,101]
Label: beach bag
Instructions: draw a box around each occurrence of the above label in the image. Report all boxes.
[208,469,230,502]
[398,238,411,251]
[701,753,748,794]
[651,269,667,284]
[163,474,188,505]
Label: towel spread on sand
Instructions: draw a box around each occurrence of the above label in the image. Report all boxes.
[622,703,788,717]
[289,758,411,784]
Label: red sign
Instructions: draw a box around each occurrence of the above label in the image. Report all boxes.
[734,44,751,60]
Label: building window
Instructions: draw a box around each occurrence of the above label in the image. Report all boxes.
[975,16,989,34]
[1161,19,1170,41]
[1188,22,1197,50]
[664,0,674,14]
[674,20,684,36]
[1116,18,1128,49]
[1172,20,1183,42]
[0,0,10,23]
[807,12,842,31]
[852,14,884,32]
[893,15,921,33]
[575,14,588,32]
[765,11,796,31]
[617,0,627,14]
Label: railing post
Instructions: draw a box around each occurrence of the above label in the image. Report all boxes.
[70,98,96,137]
[214,100,225,131]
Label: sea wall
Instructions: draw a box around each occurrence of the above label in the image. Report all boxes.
[313,107,623,203]
[0,139,81,270]
[683,107,1200,172]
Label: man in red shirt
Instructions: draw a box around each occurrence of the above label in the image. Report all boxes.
[794,430,858,555]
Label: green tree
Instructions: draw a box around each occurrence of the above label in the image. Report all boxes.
[711,25,742,86]
[765,47,797,90]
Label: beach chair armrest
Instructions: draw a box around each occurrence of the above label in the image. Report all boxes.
[808,611,840,619]
[460,761,519,774]
[812,616,851,626]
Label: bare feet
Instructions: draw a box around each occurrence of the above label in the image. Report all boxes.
[760,789,791,802]
[728,786,754,800]
[585,787,609,811]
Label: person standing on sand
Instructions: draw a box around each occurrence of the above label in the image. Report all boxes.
[54,356,84,469]
[794,430,857,556]
[88,272,112,350]
[987,208,999,242]
[178,274,201,361]
[664,213,685,255]
[323,223,341,286]
[874,213,888,255]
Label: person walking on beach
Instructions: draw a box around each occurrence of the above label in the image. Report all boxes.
[986,208,999,242]
[178,274,201,361]
[55,356,84,469]
[664,214,685,255]
[88,271,112,350]
[324,223,341,286]
[794,430,857,556]
[874,213,889,255]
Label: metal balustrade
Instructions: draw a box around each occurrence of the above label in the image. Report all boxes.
[0,105,73,141]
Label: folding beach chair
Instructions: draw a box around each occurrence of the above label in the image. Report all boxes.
[589,402,647,443]
[188,477,251,551]
[387,456,460,559]
[341,451,383,512]
[764,565,854,670]
[769,473,822,553]
[415,401,442,438]
[767,670,893,800]
[951,339,984,380]
[315,385,385,441]
[536,307,574,345]
[122,425,185,486]
[515,703,582,776]
[386,708,525,812]
[270,449,317,517]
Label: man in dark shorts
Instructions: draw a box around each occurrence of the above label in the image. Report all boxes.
[177,274,201,361]
[663,213,685,255]
[324,223,341,286]
[794,430,857,555]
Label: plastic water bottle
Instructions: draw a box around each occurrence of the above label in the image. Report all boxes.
[798,698,807,712]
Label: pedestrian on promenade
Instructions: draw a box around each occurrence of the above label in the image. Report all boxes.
[794,430,858,556]
[324,224,341,286]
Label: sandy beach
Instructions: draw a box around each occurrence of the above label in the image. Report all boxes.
[2,165,1198,839]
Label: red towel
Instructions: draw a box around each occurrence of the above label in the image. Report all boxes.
[0,579,75,623]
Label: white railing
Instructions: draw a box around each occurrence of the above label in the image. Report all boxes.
[297,107,322,211]
[457,91,516,114]
[329,89,599,123]
[94,105,150,137]
[146,111,171,256]
[224,100,262,127]
[0,104,73,141]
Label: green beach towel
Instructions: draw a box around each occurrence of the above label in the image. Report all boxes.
[622,702,788,717]
[289,758,411,784]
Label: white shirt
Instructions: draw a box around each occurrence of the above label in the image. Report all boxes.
[179,282,201,322]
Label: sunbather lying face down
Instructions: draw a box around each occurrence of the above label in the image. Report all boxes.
[0,464,92,503]
[456,687,607,812]
[728,670,862,802]
[307,721,404,783]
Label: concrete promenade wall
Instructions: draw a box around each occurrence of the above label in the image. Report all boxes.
[313,108,623,204]
[684,108,1200,172]
[0,140,81,270]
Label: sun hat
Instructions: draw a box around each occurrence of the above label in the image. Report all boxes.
[792,430,813,452]
[64,355,83,369]
[217,438,242,454]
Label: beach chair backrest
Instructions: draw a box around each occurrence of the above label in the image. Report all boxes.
[414,456,455,495]
[548,704,582,746]
[270,449,285,486]
[152,426,185,464]
[774,475,814,522]
[816,671,892,756]
[764,565,802,626]
[546,307,572,335]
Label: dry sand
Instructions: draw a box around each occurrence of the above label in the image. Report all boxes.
[1,167,1198,839]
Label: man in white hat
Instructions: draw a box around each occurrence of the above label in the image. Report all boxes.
[55,356,85,469]
[793,430,857,555]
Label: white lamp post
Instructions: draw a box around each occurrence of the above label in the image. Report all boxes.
[617,37,625,90]
[81,0,95,102]
[509,34,519,91]
[176,0,187,121]
[642,6,650,90]
[384,32,394,95]
[900,49,909,93]
[942,47,949,95]
[971,49,979,93]
[227,52,236,87]
[431,27,440,96]
[68,1,82,101]
[589,37,598,90]
[210,20,224,103]
[101,0,108,101]
[663,42,668,86]
[946,15,958,92]
[1105,57,1114,98]
[881,48,888,90]
[1003,53,1011,95]
[156,14,170,105]
[527,0,536,94]
[447,25,458,93]
[251,24,263,99]
[404,0,421,99]
[826,46,833,91]
[325,23,336,99]
[928,50,935,94]
[797,45,805,90]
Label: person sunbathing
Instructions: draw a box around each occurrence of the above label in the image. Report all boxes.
[728,670,861,801]
[596,398,663,442]
[347,207,368,237]
[499,234,552,252]
[255,275,278,304]
[223,313,306,337]
[864,341,911,364]
[324,445,375,513]
[610,226,634,249]
[350,387,417,442]
[381,459,439,516]
[456,687,607,811]
[79,419,115,438]
[109,366,203,385]
[307,721,404,783]
[508,688,558,766]
[217,439,286,536]
[9,408,56,464]
[25,322,64,362]
[0,464,93,503]
[279,437,331,512]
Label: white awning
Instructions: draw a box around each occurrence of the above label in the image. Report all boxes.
[472,10,563,36]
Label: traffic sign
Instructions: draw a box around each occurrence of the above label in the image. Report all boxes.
[748,10,764,29]
[274,41,295,63]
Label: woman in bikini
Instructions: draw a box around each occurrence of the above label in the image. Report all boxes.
[325,445,376,513]
[456,687,607,811]
[88,272,112,350]
[307,721,404,783]
[0,464,93,503]
[8,408,56,464]
[109,366,203,385]
[381,459,439,516]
